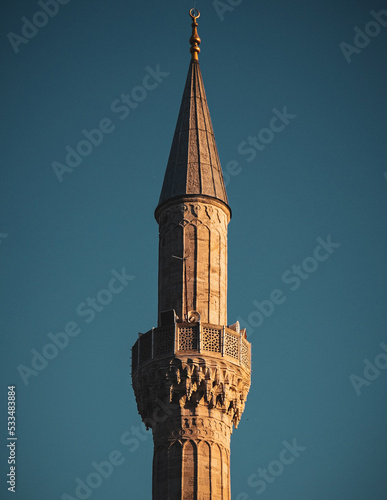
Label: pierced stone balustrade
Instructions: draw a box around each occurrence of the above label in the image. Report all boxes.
[132,322,251,374]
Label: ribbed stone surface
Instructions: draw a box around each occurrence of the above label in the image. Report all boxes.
[157,199,230,325]
[152,433,231,500]
[157,60,229,209]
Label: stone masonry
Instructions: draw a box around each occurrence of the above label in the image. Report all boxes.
[131,9,251,499]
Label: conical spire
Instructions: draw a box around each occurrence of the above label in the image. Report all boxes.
[156,9,229,217]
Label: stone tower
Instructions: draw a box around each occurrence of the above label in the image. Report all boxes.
[131,9,251,499]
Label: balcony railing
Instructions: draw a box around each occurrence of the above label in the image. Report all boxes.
[132,322,251,373]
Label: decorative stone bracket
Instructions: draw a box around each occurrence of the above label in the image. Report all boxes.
[132,355,251,430]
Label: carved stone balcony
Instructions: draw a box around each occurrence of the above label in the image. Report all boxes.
[131,322,251,375]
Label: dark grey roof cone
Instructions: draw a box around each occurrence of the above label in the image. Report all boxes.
[156,58,230,219]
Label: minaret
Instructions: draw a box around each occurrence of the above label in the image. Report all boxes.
[131,9,251,499]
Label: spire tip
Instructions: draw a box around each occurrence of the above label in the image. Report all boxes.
[189,8,201,61]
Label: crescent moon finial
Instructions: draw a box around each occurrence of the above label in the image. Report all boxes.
[189,8,200,21]
[189,8,201,61]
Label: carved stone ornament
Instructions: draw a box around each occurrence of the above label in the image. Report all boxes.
[132,356,250,432]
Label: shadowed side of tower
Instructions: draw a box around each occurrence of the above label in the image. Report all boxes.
[131,9,251,499]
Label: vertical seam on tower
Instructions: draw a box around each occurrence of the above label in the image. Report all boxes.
[174,63,192,198]
[208,227,211,324]
[209,441,212,498]
[220,444,224,498]
[193,62,202,194]
[194,225,197,313]
[192,63,200,312]
[199,68,217,199]
[218,230,222,326]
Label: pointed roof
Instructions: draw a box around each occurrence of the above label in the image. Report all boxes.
[156,9,229,217]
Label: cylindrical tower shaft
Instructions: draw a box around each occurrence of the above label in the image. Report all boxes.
[157,198,230,325]
[152,413,232,500]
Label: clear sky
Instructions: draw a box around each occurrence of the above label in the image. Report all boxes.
[1,1,387,499]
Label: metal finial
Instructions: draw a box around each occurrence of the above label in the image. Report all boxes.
[189,8,201,61]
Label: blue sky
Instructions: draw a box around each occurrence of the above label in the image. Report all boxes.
[1,1,387,499]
